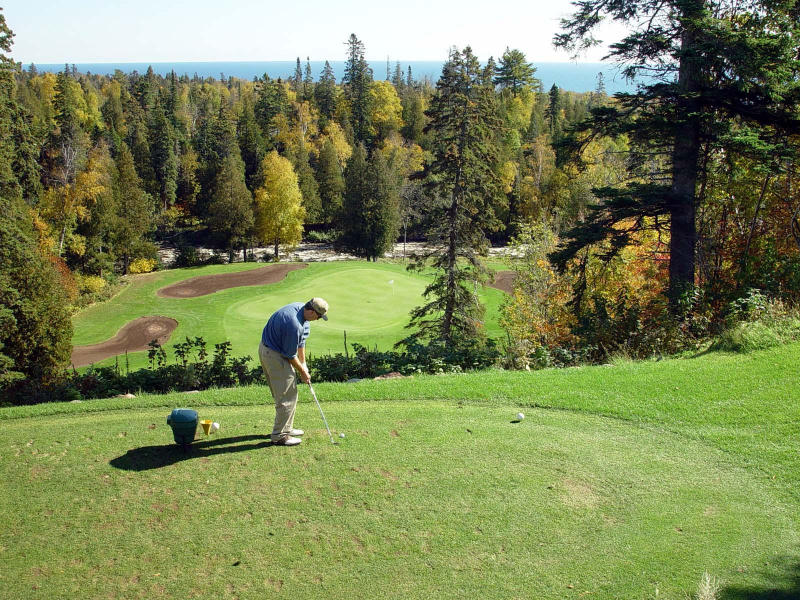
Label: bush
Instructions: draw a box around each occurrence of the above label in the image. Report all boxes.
[305,230,334,243]
[712,292,800,352]
[128,258,158,274]
[172,245,204,268]
[77,274,107,295]
[308,340,501,382]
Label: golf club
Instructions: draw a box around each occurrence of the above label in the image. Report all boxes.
[308,382,336,444]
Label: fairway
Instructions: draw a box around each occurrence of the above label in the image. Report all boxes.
[2,400,796,599]
[71,262,507,371]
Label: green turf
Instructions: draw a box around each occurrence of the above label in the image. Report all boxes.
[2,343,799,599]
[71,261,506,371]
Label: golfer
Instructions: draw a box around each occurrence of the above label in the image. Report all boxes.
[259,298,329,446]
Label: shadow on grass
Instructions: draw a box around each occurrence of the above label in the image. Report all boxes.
[109,435,273,471]
[721,556,800,600]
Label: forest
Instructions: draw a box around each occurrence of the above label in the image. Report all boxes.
[2,1,800,402]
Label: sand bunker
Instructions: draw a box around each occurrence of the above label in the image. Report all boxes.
[157,263,308,298]
[71,316,178,368]
[488,271,515,294]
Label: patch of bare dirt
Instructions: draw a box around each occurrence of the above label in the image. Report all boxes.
[71,316,178,368]
[157,263,308,298]
[488,270,515,294]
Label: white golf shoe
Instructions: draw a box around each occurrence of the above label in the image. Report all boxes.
[273,435,302,446]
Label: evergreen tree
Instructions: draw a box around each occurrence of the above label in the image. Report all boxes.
[495,48,538,96]
[0,196,73,395]
[149,93,178,210]
[314,61,337,124]
[546,84,562,143]
[343,34,373,143]
[291,142,321,223]
[113,142,154,274]
[208,153,254,262]
[403,47,504,346]
[75,142,116,276]
[363,149,400,261]
[338,143,370,253]
[392,61,404,91]
[303,57,314,103]
[0,14,40,206]
[316,137,345,224]
[293,57,303,93]
[237,95,265,191]
[401,91,426,144]
[553,0,800,304]
[338,144,399,260]
[255,75,289,144]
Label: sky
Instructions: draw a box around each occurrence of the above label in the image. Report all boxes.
[2,0,628,65]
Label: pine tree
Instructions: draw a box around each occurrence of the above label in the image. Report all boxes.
[363,150,400,261]
[552,0,800,305]
[403,47,504,346]
[255,75,289,145]
[495,48,538,96]
[316,137,345,224]
[303,57,314,103]
[208,152,254,263]
[314,61,337,124]
[149,93,178,210]
[343,34,373,143]
[338,144,399,260]
[338,143,370,253]
[113,142,154,274]
[546,84,562,143]
[237,95,265,191]
[0,11,71,396]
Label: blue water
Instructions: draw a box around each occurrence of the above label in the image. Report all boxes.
[31,60,639,94]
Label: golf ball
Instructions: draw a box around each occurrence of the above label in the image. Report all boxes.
[516,412,525,420]
[339,433,345,438]
[211,422,220,431]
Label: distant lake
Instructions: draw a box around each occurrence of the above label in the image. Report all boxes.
[32,60,642,94]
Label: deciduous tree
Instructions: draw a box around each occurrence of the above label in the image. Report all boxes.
[253,150,305,259]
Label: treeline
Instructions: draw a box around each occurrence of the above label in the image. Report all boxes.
[14,38,604,273]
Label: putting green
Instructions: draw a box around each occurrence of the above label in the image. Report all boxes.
[72,261,505,371]
[225,263,428,356]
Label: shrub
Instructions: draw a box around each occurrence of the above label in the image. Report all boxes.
[128,258,158,274]
[172,245,203,268]
[712,293,800,352]
[77,274,107,295]
[305,230,334,243]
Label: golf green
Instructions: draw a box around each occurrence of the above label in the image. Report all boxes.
[71,261,506,371]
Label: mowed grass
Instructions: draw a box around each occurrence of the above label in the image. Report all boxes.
[2,343,799,599]
[71,261,506,371]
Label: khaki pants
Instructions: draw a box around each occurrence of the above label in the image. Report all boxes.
[258,342,298,441]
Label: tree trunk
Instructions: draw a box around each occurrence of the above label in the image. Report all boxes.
[668,18,702,307]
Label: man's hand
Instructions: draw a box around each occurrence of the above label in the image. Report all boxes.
[289,355,311,383]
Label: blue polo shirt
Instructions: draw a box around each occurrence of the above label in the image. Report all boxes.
[261,302,310,359]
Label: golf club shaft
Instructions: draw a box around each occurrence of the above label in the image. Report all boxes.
[308,382,335,443]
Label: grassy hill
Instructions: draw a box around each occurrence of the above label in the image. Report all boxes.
[2,343,798,599]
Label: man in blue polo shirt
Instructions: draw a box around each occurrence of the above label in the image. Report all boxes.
[258,297,329,446]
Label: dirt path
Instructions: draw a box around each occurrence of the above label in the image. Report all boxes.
[157,263,308,298]
[71,316,178,368]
